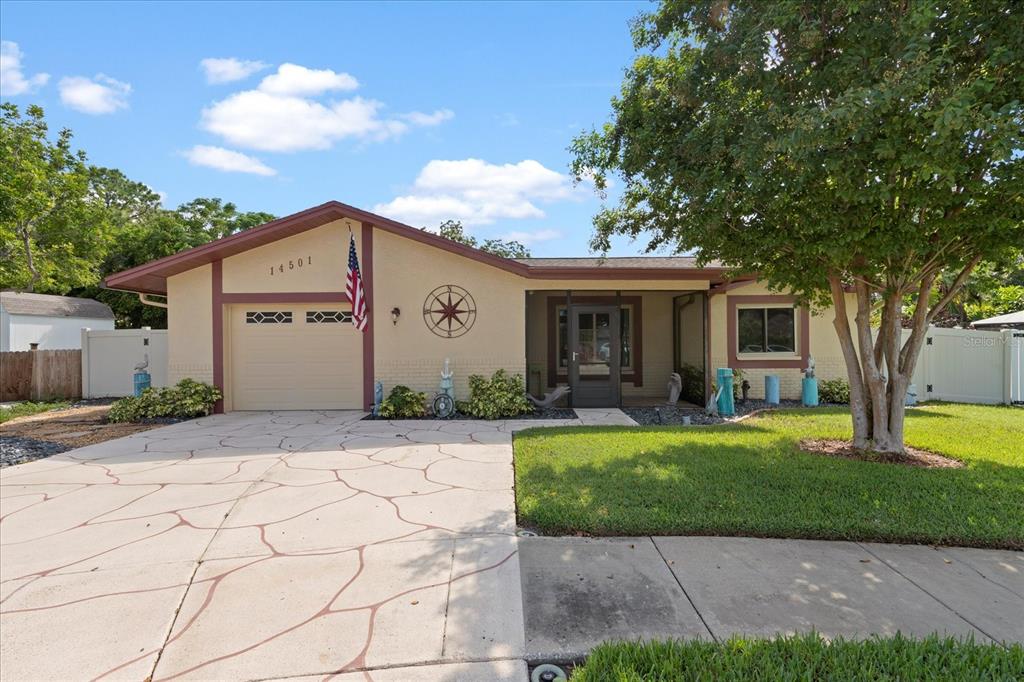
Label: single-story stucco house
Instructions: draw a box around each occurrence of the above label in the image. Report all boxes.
[104,201,854,413]
[0,291,115,352]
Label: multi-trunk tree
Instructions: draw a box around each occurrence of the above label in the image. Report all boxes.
[572,0,1023,454]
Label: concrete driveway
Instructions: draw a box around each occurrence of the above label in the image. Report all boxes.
[1,411,574,681]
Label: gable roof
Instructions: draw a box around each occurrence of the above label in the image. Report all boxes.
[1,292,114,319]
[103,200,730,295]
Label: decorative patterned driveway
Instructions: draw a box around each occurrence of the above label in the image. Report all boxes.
[0,411,577,681]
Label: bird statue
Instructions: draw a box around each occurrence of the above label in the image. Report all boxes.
[134,353,149,372]
[527,385,571,409]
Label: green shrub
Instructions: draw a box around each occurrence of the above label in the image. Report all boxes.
[107,379,221,423]
[677,364,705,405]
[463,369,533,419]
[162,378,221,418]
[378,385,427,419]
[819,378,851,404]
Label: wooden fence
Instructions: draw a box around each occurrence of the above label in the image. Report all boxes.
[1,349,82,402]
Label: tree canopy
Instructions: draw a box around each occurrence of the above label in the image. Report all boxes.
[0,103,277,326]
[431,219,532,259]
[573,0,1023,453]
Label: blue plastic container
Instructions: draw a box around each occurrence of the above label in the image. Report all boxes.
[801,377,819,407]
[716,368,735,416]
[133,372,151,397]
[765,375,780,405]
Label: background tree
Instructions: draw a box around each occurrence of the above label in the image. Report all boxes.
[1,104,279,327]
[572,1,1023,454]
[431,219,532,258]
[0,103,95,292]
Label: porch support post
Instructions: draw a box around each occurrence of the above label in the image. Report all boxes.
[616,289,623,408]
[703,291,710,403]
[566,289,572,409]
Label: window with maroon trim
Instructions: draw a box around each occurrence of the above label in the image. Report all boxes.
[736,306,797,354]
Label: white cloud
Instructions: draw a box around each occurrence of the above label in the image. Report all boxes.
[58,74,130,114]
[202,92,397,152]
[501,229,561,244]
[373,159,585,226]
[199,63,451,152]
[200,57,268,84]
[183,145,277,176]
[401,109,454,127]
[257,63,358,96]
[0,41,49,96]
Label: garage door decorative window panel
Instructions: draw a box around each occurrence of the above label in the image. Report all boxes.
[423,285,477,338]
[246,311,293,324]
[306,310,352,324]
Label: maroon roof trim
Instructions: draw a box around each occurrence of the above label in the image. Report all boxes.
[104,200,732,294]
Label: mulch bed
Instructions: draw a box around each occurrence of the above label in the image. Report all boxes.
[799,438,965,468]
[1,435,71,468]
[362,407,577,421]
[625,400,847,426]
[0,403,169,467]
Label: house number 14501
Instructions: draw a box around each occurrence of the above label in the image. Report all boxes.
[269,257,312,275]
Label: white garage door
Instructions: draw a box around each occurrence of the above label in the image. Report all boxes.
[229,304,362,410]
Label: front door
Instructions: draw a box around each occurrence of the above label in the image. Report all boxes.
[568,304,621,407]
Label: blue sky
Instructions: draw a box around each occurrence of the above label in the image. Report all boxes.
[1,0,657,257]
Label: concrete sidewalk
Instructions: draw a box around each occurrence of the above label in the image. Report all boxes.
[520,536,1024,661]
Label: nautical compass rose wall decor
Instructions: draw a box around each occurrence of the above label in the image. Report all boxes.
[422,285,477,338]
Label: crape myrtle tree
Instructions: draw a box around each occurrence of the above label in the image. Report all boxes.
[572,1,1023,455]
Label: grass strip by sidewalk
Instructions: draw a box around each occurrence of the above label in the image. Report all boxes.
[570,634,1024,681]
[515,403,1023,548]
[0,400,69,424]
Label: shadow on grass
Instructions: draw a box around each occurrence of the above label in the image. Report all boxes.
[514,423,1024,550]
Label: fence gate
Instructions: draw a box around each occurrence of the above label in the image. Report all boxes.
[1010,331,1024,405]
[910,327,1022,405]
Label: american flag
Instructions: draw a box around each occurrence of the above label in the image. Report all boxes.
[346,233,368,331]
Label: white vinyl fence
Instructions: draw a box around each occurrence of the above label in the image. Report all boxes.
[81,327,168,398]
[906,327,1022,405]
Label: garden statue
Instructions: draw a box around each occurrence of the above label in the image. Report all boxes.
[373,380,384,416]
[705,384,722,417]
[801,355,819,407]
[431,359,457,418]
[667,372,682,405]
[741,379,750,403]
[527,385,571,409]
[439,358,454,397]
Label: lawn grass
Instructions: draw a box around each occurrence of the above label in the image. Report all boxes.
[570,634,1024,681]
[514,403,1023,548]
[0,400,69,424]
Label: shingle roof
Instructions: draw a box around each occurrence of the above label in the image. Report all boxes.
[514,256,722,269]
[970,310,1024,328]
[0,292,114,319]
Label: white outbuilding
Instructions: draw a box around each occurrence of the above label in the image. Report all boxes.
[0,291,115,351]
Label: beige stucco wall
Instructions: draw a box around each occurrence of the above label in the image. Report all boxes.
[161,210,856,408]
[222,220,354,293]
[371,229,527,398]
[708,281,855,400]
[166,264,212,384]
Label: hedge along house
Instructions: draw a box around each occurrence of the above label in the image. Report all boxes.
[104,201,853,413]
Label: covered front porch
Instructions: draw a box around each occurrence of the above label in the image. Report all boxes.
[525,289,708,409]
